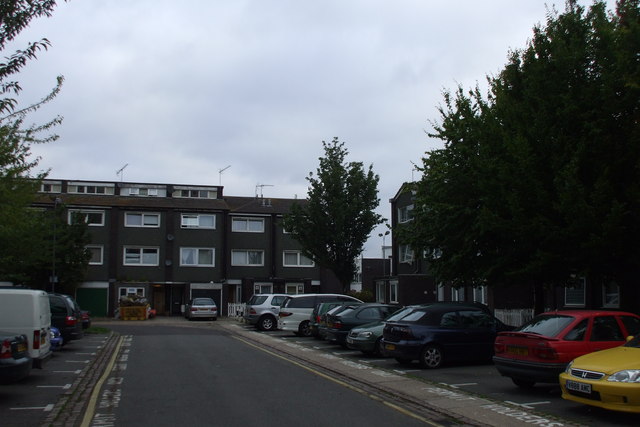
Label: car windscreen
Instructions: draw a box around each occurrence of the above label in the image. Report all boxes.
[517,314,575,337]
[247,295,267,305]
[193,298,215,306]
[385,307,416,322]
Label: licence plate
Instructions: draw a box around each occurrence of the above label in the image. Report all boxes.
[385,344,396,351]
[17,343,27,353]
[507,346,528,356]
[566,380,591,394]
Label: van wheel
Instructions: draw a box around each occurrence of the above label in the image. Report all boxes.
[258,315,276,331]
[298,321,311,337]
[512,378,535,389]
[419,344,443,369]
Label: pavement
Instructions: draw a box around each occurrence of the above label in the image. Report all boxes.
[70,315,581,427]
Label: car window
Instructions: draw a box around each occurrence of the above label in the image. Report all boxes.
[590,316,624,341]
[439,311,460,327]
[248,295,267,305]
[459,310,494,327]
[49,297,68,314]
[338,306,358,317]
[385,307,415,322]
[563,318,588,341]
[518,314,575,337]
[272,296,286,306]
[620,315,640,336]
[286,296,316,308]
[357,307,382,320]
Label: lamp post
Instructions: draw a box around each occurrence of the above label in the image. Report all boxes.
[51,197,62,292]
[378,230,390,276]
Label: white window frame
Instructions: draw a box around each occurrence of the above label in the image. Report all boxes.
[68,209,105,226]
[285,283,304,294]
[87,245,104,265]
[437,284,445,301]
[451,287,464,302]
[473,286,487,304]
[565,277,586,307]
[180,247,215,267]
[602,282,620,308]
[376,281,385,303]
[399,244,414,263]
[125,212,161,228]
[232,217,265,233]
[231,250,264,266]
[119,287,145,297]
[398,204,414,223]
[389,280,398,303]
[282,250,314,267]
[123,247,159,266]
[181,213,216,229]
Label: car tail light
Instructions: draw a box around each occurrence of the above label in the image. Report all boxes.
[33,330,40,349]
[494,342,506,354]
[279,311,293,317]
[334,322,343,330]
[1,339,12,359]
[315,315,321,322]
[249,308,257,315]
[533,343,558,360]
[190,307,198,312]
[65,316,77,326]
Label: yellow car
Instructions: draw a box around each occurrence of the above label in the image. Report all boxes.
[560,336,640,413]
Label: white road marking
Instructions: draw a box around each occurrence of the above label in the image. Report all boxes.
[505,400,551,408]
[53,370,82,374]
[443,382,478,388]
[10,404,54,411]
[37,384,72,389]
[66,360,90,363]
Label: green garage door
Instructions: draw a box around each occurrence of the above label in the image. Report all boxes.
[76,288,108,317]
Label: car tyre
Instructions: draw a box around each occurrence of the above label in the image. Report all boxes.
[419,344,443,369]
[373,337,385,357]
[257,315,276,331]
[298,321,312,337]
[512,378,535,388]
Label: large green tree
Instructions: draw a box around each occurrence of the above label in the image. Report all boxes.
[283,138,384,292]
[406,0,640,305]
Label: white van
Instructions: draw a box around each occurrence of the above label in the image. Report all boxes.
[278,293,362,336]
[0,288,52,368]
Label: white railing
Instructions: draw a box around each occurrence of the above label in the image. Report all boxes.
[494,308,534,328]
[227,303,246,318]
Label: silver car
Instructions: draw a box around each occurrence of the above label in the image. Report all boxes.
[243,294,288,331]
[185,298,218,321]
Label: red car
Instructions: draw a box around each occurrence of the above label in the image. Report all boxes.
[493,310,640,388]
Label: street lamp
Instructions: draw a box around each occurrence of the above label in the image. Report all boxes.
[378,230,390,276]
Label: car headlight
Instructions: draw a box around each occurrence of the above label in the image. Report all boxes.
[565,361,573,374]
[608,370,640,383]
[361,332,373,338]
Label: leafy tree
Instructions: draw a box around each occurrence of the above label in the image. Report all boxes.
[283,138,384,292]
[406,0,640,306]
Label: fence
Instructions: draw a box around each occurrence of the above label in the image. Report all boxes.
[228,303,246,318]
[494,308,534,328]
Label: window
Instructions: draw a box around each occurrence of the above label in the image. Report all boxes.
[254,283,273,294]
[123,247,159,266]
[69,210,105,226]
[119,287,145,297]
[232,217,265,232]
[389,280,398,303]
[128,187,159,197]
[565,277,586,306]
[87,245,103,265]
[125,212,160,227]
[68,184,114,195]
[399,244,414,263]
[376,281,385,302]
[283,251,314,267]
[231,250,264,266]
[451,287,464,302]
[180,248,214,267]
[398,204,414,223]
[602,282,620,308]
[285,283,304,294]
[473,286,487,304]
[564,319,588,341]
[181,214,216,229]
[437,284,445,301]
[590,316,624,341]
[174,188,217,199]
[40,182,61,193]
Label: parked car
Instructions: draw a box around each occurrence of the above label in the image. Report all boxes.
[243,294,288,331]
[0,288,52,368]
[279,294,363,337]
[49,327,63,351]
[347,305,424,356]
[185,298,218,320]
[48,293,84,344]
[310,301,356,339]
[325,303,400,347]
[81,310,91,329]
[559,335,640,413]
[0,330,32,383]
[493,310,640,388]
[382,303,512,368]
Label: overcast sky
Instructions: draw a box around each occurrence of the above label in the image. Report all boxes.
[9,0,613,256]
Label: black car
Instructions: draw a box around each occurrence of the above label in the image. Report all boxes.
[0,330,32,383]
[48,293,84,344]
[382,303,512,368]
[325,303,400,347]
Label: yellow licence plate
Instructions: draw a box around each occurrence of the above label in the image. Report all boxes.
[507,346,528,356]
[566,380,591,394]
[17,343,27,353]
[385,344,396,351]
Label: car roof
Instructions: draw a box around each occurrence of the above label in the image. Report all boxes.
[538,310,639,317]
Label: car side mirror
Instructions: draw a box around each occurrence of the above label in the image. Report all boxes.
[626,335,634,342]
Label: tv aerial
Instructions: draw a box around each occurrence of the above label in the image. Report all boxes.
[218,165,231,185]
[116,163,128,181]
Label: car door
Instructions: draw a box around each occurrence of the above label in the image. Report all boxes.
[587,315,626,352]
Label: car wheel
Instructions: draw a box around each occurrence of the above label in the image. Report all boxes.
[395,357,413,365]
[298,321,312,337]
[373,338,385,357]
[258,315,276,331]
[419,344,443,369]
[512,378,535,389]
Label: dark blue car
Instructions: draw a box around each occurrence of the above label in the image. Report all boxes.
[382,303,513,368]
